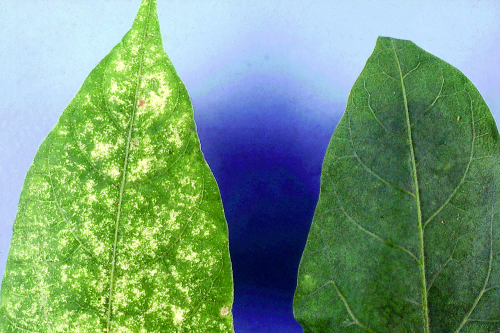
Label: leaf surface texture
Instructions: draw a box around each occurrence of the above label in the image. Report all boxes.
[294,37,500,333]
[0,1,234,332]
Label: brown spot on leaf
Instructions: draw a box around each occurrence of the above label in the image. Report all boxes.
[138,99,145,106]
[220,306,229,316]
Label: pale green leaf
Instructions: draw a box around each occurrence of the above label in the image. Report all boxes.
[294,37,500,332]
[0,1,234,332]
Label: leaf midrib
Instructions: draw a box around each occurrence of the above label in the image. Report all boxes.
[391,39,430,333]
[105,2,153,331]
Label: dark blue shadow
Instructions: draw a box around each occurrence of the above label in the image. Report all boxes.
[193,71,343,332]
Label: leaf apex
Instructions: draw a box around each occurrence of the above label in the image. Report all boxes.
[132,0,160,30]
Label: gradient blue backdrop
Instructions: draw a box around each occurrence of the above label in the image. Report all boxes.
[1,1,499,332]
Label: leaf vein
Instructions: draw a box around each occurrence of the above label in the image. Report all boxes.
[329,177,419,263]
[105,2,153,329]
[363,80,408,142]
[410,68,444,128]
[423,91,476,229]
[328,280,378,333]
[391,39,429,331]
[347,113,415,197]
[47,145,107,266]
[4,316,40,333]
[453,207,495,332]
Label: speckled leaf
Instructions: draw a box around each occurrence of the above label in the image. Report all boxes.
[0,1,234,332]
[294,37,500,332]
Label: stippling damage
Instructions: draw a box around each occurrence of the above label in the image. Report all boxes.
[0,0,234,332]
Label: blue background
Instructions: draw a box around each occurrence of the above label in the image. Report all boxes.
[1,1,499,331]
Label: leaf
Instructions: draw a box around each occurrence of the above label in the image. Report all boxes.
[293,36,500,332]
[0,0,234,332]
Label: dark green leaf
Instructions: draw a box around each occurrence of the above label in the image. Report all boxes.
[0,1,234,332]
[294,37,500,332]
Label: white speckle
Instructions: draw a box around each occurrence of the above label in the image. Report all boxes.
[84,121,95,133]
[91,142,113,159]
[83,93,94,107]
[130,237,141,250]
[165,210,181,230]
[111,82,119,93]
[137,72,172,117]
[170,266,180,280]
[115,60,126,72]
[84,180,98,204]
[180,176,195,187]
[129,157,155,181]
[171,305,185,325]
[94,243,105,256]
[106,165,121,179]
[177,245,198,262]
[61,269,68,283]
[175,282,190,299]
[108,94,127,106]
[167,125,183,148]
[220,306,229,316]
[131,44,141,55]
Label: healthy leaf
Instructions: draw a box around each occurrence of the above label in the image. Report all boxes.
[293,36,500,332]
[0,0,234,332]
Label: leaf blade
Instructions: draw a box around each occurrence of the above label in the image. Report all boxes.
[0,1,234,332]
[294,37,500,332]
